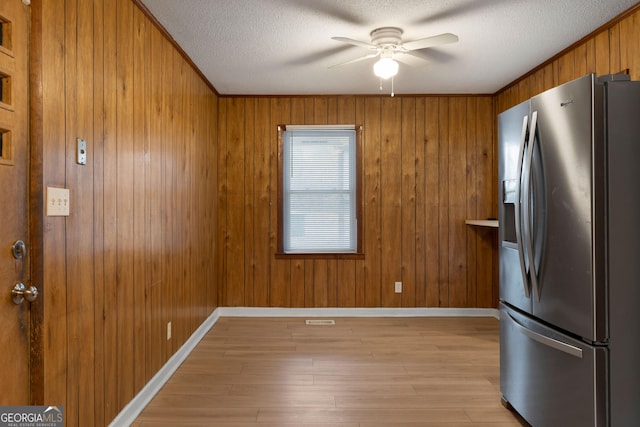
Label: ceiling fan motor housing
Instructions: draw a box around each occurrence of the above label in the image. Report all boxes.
[370,27,403,48]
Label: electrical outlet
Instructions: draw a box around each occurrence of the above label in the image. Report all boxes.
[46,187,70,216]
[167,321,172,340]
[395,281,402,293]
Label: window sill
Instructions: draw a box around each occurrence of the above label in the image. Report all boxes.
[275,252,365,260]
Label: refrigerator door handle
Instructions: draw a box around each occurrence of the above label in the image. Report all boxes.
[507,312,583,358]
[523,111,541,301]
[515,114,531,298]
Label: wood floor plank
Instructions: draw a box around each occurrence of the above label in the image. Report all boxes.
[133,317,526,426]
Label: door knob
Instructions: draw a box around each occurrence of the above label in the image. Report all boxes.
[11,282,39,305]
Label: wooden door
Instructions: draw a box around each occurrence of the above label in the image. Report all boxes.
[0,0,32,405]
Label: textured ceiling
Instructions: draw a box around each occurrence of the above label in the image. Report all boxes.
[140,0,638,95]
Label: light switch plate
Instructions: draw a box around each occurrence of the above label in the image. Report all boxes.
[46,187,70,216]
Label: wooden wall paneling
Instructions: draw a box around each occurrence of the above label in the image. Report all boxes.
[529,69,543,100]
[379,97,402,307]
[363,97,382,306]
[541,63,555,94]
[489,96,499,308]
[447,97,468,307]
[414,98,427,307]
[243,98,256,307]
[216,93,228,307]
[207,86,219,313]
[186,69,196,330]
[160,33,172,366]
[174,48,185,344]
[516,78,531,104]
[91,0,106,422]
[585,39,596,75]
[190,71,201,328]
[139,4,154,385]
[63,0,79,424]
[253,97,270,307]
[558,51,575,85]
[116,0,135,408]
[184,35,193,350]
[465,98,478,308]
[169,47,180,354]
[354,96,366,308]
[531,65,544,97]
[170,49,182,347]
[336,96,357,308]
[594,30,611,76]
[102,0,118,419]
[42,0,69,408]
[609,21,624,73]
[148,24,164,379]
[400,97,416,307]
[36,1,220,423]
[620,11,640,80]
[574,42,589,77]
[76,0,97,423]
[437,98,450,306]
[132,3,147,394]
[424,97,440,306]
[289,97,306,308]
[269,97,291,307]
[476,97,497,308]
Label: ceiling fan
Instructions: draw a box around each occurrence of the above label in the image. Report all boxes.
[330,27,458,95]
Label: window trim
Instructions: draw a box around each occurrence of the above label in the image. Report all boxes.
[277,124,364,259]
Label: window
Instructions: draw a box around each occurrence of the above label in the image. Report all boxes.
[278,125,363,257]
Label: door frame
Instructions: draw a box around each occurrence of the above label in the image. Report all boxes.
[28,0,44,405]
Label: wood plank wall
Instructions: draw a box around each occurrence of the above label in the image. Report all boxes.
[496,6,640,112]
[216,95,498,309]
[29,1,640,426]
[33,0,218,426]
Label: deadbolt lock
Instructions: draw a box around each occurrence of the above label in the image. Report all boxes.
[12,240,27,260]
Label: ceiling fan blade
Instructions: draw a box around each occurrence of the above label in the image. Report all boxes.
[401,33,459,51]
[413,0,508,25]
[328,52,380,68]
[394,52,430,66]
[331,36,377,50]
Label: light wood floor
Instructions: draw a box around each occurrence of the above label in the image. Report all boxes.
[132,317,527,427]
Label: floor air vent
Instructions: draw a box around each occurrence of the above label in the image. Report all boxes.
[305,319,335,326]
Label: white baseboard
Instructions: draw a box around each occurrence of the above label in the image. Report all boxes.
[218,306,499,319]
[110,306,498,426]
[108,308,222,427]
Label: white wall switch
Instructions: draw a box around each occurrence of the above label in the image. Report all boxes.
[46,187,70,216]
[395,281,402,293]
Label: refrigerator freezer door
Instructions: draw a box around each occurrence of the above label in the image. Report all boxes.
[529,74,605,341]
[500,303,608,427]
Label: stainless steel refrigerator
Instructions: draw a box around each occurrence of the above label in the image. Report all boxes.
[498,73,640,426]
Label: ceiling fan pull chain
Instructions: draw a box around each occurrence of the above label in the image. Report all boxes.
[391,76,395,97]
[379,77,383,91]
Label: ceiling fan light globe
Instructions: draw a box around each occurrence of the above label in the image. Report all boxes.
[373,57,399,79]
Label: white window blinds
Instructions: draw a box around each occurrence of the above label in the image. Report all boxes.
[283,127,357,253]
